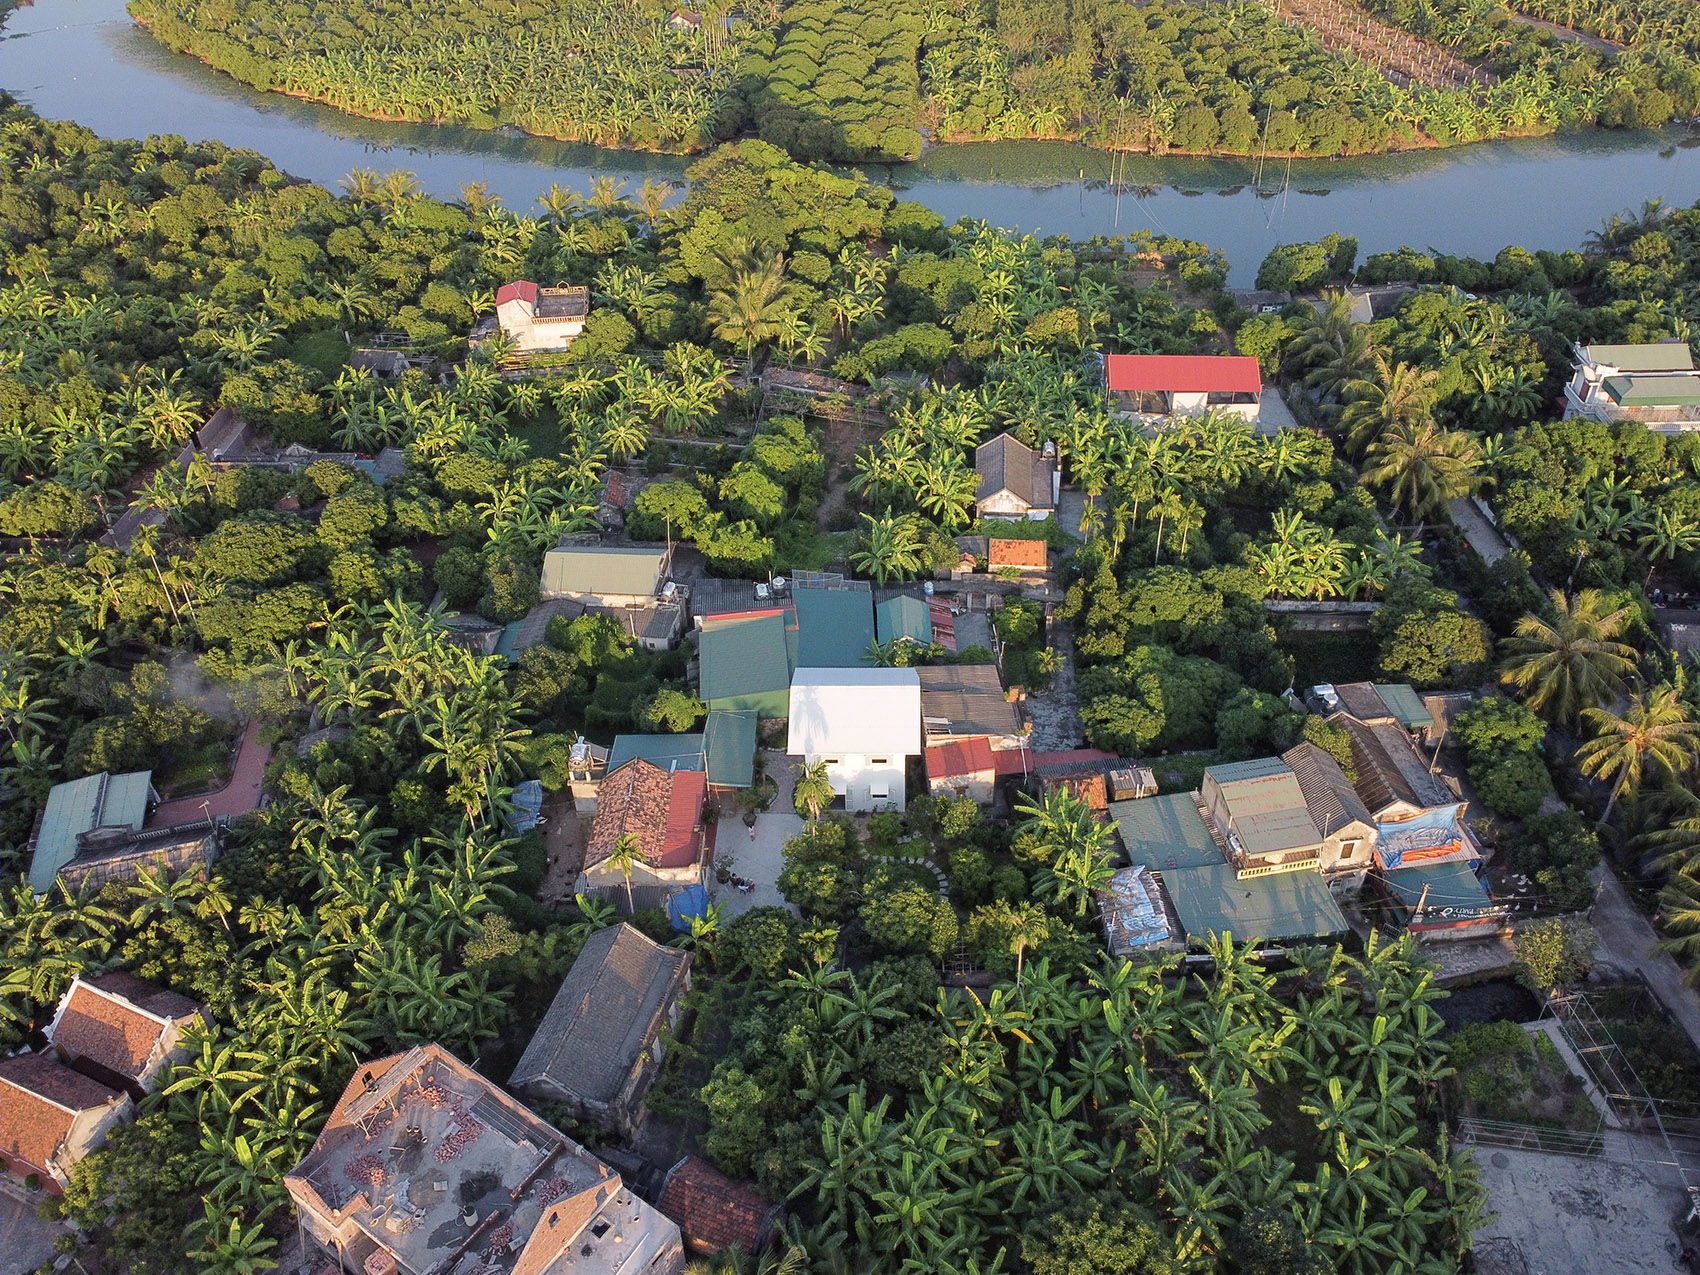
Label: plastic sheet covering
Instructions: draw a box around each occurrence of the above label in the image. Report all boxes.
[1099,866,1172,954]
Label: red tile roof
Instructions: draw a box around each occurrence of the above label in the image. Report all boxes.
[926,737,995,781]
[660,771,708,869]
[0,1054,123,1177]
[54,992,160,1084]
[1104,353,1263,395]
[657,1156,780,1256]
[988,539,1047,570]
[495,280,539,308]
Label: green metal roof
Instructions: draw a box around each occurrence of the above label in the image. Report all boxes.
[1604,374,1700,407]
[1585,343,1695,373]
[1383,858,1494,914]
[606,733,705,775]
[1371,683,1433,730]
[876,595,933,646]
[541,545,667,597]
[1204,757,1293,787]
[1111,793,1223,872]
[794,587,876,667]
[1164,861,1348,944]
[29,770,152,895]
[704,709,759,788]
[700,615,792,702]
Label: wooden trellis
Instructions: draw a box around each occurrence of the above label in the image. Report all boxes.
[1274,0,1497,91]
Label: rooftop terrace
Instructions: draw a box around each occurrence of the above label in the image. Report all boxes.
[288,1051,630,1275]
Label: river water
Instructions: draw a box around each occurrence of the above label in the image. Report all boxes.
[7,0,1700,283]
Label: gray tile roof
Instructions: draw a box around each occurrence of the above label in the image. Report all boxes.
[1340,718,1452,814]
[510,926,690,1106]
[1281,743,1374,836]
[974,434,1054,511]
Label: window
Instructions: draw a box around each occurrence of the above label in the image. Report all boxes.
[869,782,890,800]
[870,757,888,765]
[1339,840,1361,860]
[591,1221,611,1239]
[823,757,840,766]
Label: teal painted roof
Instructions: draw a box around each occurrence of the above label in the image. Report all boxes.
[876,595,933,646]
[794,587,876,667]
[29,770,152,895]
[704,710,759,788]
[1371,683,1433,730]
[1165,862,1348,943]
[1384,859,1493,912]
[606,733,705,774]
[700,614,792,701]
[1111,793,1223,872]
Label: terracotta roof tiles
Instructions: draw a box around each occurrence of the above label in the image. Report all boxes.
[0,1054,124,1176]
[657,1155,780,1256]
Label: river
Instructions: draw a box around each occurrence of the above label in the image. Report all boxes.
[6,0,1700,283]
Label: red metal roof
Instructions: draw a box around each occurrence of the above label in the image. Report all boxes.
[495,281,539,308]
[659,771,707,869]
[995,747,1119,778]
[927,737,995,781]
[1104,354,1262,395]
[928,599,956,652]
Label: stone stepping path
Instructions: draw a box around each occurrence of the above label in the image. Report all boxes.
[892,854,950,898]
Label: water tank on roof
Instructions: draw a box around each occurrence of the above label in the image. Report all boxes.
[661,580,678,601]
[771,576,787,595]
[755,583,770,601]
[1311,684,1340,712]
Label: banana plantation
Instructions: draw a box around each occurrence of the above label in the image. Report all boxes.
[739,936,1486,1274]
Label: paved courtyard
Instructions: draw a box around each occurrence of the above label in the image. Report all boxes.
[0,1184,63,1275]
[1471,1142,1690,1275]
[713,751,802,920]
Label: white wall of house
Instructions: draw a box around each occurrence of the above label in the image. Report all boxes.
[496,300,585,353]
[927,770,995,804]
[814,753,907,812]
[53,1097,131,1188]
[977,489,1031,519]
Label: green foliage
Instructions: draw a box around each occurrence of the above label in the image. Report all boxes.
[1454,696,1553,819]
[1512,916,1597,991]
[860,862,957,958]
[0,480,97,539]
[1256,235,1357,293]
[1020,1194,1180,1275]
[1079,645,1243,754]
[699,1064,768,1177]
[1370,583,1492,688]
[1507,810,1602,911]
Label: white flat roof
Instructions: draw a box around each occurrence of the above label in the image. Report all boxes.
[787,668,922,757]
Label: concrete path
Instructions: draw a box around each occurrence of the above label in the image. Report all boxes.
[151,717,272,825]
[1590,865,1700,1057]
[1448,496,1513,566]
[1254,387,1299,437]
[1026,624,1084,751]
[714,751,802,920]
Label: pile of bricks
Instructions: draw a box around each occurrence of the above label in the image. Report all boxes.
[481,1222,514,1258]
[433,1113,484,1163]
[344,1154,387,1191]
[535,1175,572,1206]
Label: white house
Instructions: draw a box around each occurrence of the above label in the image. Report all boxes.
[787,668,922,812]
[1563,341,1700,430]
[1104,353,1263,421]
[495,280,591,353]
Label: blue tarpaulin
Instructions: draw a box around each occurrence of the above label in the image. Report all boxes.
[506,780,544,835]
[1374,803,1464,869]
[668,884,712,932]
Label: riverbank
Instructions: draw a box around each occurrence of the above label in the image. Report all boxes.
[7,0,1698,286]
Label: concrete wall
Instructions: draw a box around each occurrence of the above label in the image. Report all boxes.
[818,754,907,812]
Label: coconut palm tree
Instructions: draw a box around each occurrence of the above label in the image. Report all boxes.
[794,761,834,820]
[606,832,642,914]
[1499,588,1639,725]
[707,254,797,367]
[1340,355,1440,454]
[1360,419,1481,529]
[1578,686,1700,823]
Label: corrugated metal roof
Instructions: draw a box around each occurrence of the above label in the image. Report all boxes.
[794,587,876,667]
[876,595,933,645]
[1281,743,1374,835]
[1104,353,1263,394]
[1204,757,1291,786]
[1098,866,1174,954]
[495,280,539,308]
[1371,683,1434,730]
[1383,859,1494,913]
[660,772,707,868]
[926,737,995,781]
[787,668,921,757]
[540,545,667,598]
[1111,793,1223,872]
[699,614,791,701]
[703,710,758,788]
[1604,374,1700,407]
[29,771,152,895]
[1583,342,1695,372]
[918,664,1020,738]
[607,734,706,775]
[1165,861,1348,943]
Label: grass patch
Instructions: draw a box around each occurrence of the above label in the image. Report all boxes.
[290,328,353,379]
[1283,629,1378,688]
